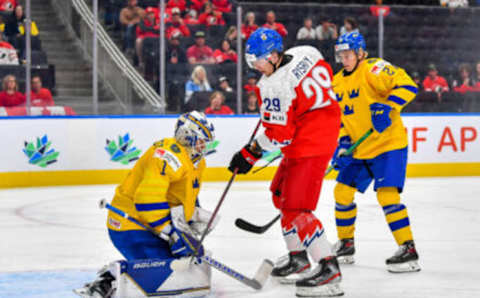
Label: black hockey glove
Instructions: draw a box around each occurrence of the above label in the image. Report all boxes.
[228,142,262,174]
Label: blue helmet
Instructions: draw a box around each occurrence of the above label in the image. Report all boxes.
[335,32,366,54]
[245,28,283,68]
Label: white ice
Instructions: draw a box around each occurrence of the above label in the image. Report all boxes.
[1,178,480,298]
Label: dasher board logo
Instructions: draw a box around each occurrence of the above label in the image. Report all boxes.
[105,133,141,165]
[23,135,59,168]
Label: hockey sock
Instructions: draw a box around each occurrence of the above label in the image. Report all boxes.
[281,210,333,262]
[377,187,414,245]
[334,183,357,239]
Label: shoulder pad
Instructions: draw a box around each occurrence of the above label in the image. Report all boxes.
[367,58,392,75]
[153,147,183,172]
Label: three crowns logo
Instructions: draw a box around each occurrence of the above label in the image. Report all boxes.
[105,133,141,165]
[23,135,59,168]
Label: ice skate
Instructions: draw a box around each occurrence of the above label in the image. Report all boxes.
[386,240,421,273]
[334,238,355,264]
[295,256,343,297]
[271,250,312,284]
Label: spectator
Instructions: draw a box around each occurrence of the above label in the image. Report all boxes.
[241,11,258,40]
[0,0,16,12]
[473,61,480,91]
[213,39,237,64]
[218,76,233,93]
[244,91,259,114]
[339,17,359,36]
[224,26,238,48]
[30,75,54,107]
[167,0,187,12]
[212,0,232,13]
[316,18,338,40]
[263,10,288,37]
[166,7,190,40]
[103,0,123,30]
[296,17,316,40]
[119,0,145,55]
[166,35,187,65]
[5,5,39,54]
[452,63,474,94]
[0,74,24,107]
[243,72,259,96]
[0,32,18,65]
[135,7,160,65]
[190,0,208,14]
[411,71,422,91]
[204,91,234,115]
[185,65,212,104]
[423,63,449,100]
[184,9,200,25]
[186,31,215,64]
[198,1,225,27]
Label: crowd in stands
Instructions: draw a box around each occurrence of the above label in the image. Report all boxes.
[0,0,56,111]
[102,0,480,115]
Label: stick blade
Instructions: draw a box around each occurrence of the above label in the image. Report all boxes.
[235,218,265,233]
[252,259,274,290]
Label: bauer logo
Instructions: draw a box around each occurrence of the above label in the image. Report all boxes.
[105,133,141,165]
[23,135,59,168]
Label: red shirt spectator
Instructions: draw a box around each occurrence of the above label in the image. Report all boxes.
[184,10,200,25]
[423,65,449,93]
[205,91,234,115]
[198,2,225,26]
[136,8,160,39]
[167,0,187,12]
[212,0,232,13]
[213,40,237,64]
[187,31,215,64]
[205,105,233,114]
[30,75,54,107]
[165,8,190,39]
[0,74,24,107]
[0,0,16,12]
[190,0,208,13]
[263,10,287,37]
[242,23,258,40]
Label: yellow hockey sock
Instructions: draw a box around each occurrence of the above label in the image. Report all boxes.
[377,187,413,245]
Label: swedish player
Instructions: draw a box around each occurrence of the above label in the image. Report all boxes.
[332,32,420,273]
[76,111,217,297]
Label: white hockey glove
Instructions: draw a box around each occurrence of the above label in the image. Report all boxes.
[169,205,220,239]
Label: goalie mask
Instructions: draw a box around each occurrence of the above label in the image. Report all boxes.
[174,111,215,160]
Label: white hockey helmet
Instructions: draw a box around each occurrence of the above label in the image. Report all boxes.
[174,111,215,159]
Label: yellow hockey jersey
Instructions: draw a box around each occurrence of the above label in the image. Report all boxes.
[107,137,205,233]
[332,58,418,159]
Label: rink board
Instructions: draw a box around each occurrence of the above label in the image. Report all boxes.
[0,114,479,187]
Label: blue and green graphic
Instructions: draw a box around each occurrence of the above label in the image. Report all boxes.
[105,133,141,165]
[23,135,60,168]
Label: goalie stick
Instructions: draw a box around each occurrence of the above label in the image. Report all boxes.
[99,199,273,290]
[235,128,374,234]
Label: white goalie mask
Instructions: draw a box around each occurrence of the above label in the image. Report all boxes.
[174,111,215,160]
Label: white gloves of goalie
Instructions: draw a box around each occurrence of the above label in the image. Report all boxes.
[168,205,220,239]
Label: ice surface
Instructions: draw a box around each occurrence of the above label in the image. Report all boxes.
[1,178,479,297]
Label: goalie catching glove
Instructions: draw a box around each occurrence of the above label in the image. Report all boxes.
[228,141,263,174]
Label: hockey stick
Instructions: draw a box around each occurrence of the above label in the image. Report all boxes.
[235,128,375,234]
[191,119,262,258]
[99,199,273,290]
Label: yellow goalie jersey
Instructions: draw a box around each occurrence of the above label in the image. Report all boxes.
[107,137,205,233]
[333,58,418,159]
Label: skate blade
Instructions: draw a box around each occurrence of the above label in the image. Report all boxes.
[337,255,354,265]
[387,260,421,273]
[273,270,312,285]
[296,283,344,297]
